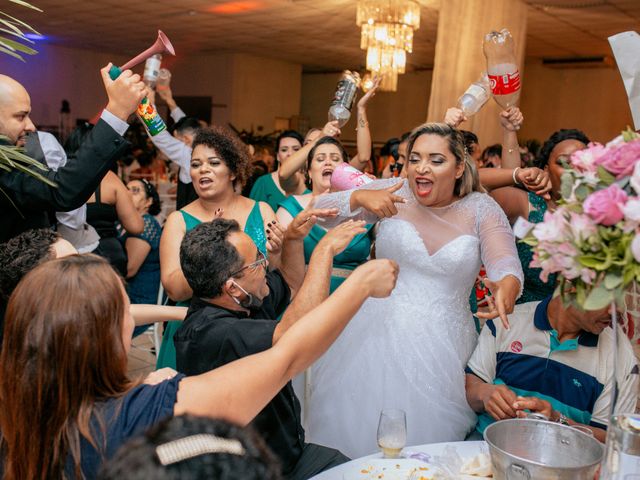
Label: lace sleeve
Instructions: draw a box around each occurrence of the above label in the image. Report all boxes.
[313,177,410,228]
[475,193,524,297]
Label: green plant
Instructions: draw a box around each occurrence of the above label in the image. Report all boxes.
[0,0,41,61]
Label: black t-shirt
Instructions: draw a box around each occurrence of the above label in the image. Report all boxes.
[173,270,304,474]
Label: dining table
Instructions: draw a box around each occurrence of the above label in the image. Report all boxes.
[309,440,488,479]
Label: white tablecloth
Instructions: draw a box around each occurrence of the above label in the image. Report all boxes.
[310,441,486,479]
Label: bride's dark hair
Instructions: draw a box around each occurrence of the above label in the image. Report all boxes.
[407,123,483,197]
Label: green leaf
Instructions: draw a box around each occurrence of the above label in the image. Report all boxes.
[8,0,43,12]
[579,254,607,269]
[604,273,623,289]
[0,18,23,36]
[0,37,36,54]
[575,184,590,202]
[622,127,640,142]
[0,44,24,60]
[584,285,613,310]
[0,12,40,35]
[597,165,617,185]
[561,172,573,199]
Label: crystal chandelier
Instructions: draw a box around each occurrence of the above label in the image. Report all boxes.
[357,0,421,92]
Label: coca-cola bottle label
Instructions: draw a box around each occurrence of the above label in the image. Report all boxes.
[488,70,521,95]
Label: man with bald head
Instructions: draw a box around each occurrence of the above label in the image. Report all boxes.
[0,65,145,242]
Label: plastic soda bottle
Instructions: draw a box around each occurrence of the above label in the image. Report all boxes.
[458,72,491,116]
[143,54,162,88]
[109,64,167,136]
[156,68,172,91]
[328,71,361,128]
[483,29,521,108]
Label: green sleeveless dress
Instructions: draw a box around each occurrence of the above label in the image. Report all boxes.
[516,192,557,304]
[156,202,268,369]
[249,173,285,214]
[279,196,372,292]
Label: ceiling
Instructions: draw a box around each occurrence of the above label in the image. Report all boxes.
[4,0,640,72]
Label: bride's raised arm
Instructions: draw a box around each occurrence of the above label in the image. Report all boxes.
[475,194,524,329]
[314,178,409,229]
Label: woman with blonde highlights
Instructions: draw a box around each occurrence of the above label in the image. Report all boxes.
[306,123,524,457]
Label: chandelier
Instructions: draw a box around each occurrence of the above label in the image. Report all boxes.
[357,0,421,92]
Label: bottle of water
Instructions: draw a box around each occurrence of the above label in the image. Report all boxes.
[458,72,490,116]
[143,54,162,88]
[483,29,521,108]
[328,71,361,128]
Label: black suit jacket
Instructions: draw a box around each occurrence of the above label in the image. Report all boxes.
[0,119,129,242]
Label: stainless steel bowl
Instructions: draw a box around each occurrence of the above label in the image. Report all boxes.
[484,418,604,479]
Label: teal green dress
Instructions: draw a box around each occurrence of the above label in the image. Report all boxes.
[250,173,285,213]
[156,202,268,369]
[516,192,557,304]
[279,196,372,292]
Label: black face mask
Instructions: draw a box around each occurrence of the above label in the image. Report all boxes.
[230,280,264,309]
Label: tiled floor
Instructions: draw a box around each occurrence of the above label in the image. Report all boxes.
[127,329,157,380]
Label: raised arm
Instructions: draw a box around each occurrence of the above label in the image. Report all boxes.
[474,194,523,329]
[278,122,339,187]
[1,65,144,212]
[173,258,399,425]
[350,77,380,171]
[160,211,192,302]
[499,107,523,170]
[479,167,551,199]
[274,219,366,343]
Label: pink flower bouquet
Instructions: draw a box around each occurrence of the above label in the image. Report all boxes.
[523,129,640,310]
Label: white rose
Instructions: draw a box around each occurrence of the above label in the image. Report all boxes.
[623,198,640,223]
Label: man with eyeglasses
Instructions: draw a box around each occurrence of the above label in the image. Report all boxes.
[173,210,392,479]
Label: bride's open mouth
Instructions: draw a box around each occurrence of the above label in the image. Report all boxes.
[322,167,334,181]
[414,177,433,197]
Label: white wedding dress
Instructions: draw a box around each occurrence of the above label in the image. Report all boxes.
[306,179,523,458]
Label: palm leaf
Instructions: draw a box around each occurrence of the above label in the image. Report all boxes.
[0,2,41,61]
[8,0,42,12]
[0,136,57,188]
[0,37,37,54]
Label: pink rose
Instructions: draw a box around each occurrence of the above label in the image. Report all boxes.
[570,143,608,174]
[583,184,628,226]
[596,139,640,179]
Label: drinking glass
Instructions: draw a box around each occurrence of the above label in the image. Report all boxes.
[377,409,407,459]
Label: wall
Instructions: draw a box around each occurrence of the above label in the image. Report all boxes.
[0,43,128,127]
[301,61,633,147]
[301,69,433,144]
[0,44,302,134]
[519,60,633,144]
[230,53,302,134]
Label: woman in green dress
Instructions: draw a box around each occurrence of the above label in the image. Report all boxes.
[249,130,308,212]
[158,126,280,369]
[276,136,373,293]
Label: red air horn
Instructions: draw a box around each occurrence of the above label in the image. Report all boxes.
[109,30,175,80]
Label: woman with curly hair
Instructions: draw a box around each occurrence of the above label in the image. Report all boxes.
[157,127,279,369]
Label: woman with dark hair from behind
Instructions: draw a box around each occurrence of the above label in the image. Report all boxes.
[122,178,163,336]
[65,124,144,276]
[99,415,282,480]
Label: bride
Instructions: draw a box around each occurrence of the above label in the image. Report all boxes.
[307,123,523,458]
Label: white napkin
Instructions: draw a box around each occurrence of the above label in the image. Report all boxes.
[609,31,640,130]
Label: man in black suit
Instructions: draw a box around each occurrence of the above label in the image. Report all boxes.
[0,64,146,242]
